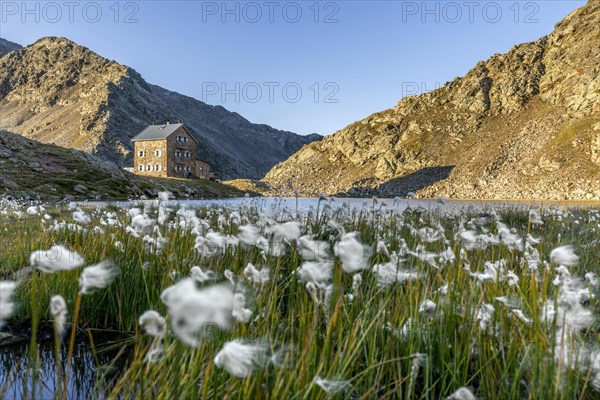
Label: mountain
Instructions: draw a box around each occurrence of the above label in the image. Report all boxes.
[0,130,244,200]
[0,37,321,179]
[264,0,600,200]
[0,38,22,57]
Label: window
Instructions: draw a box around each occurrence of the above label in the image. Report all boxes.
[185,151,190,158]
[175,165,181,172]
[184,136,188,143]
[175,150,181,157]
[154,165,161,171]
[138,165,143,171]
[138,150,145,157]
[199,166,204,172]
[154,150,162,157]
[185,166,190,172]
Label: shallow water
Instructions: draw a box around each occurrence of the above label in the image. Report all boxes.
[80,196,595,214]
[0,335,128,399]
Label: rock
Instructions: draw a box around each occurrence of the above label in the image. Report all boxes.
[74,184,88,194]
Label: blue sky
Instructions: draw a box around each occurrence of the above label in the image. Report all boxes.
[0,0,586,135]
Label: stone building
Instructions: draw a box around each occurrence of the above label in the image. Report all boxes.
[131,123,216,180]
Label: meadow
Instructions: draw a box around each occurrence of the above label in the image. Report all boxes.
[0,196,599,399]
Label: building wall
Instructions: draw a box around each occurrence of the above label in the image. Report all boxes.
[165,127,197,178]
[195,159,211,179]
[133,140,168,177]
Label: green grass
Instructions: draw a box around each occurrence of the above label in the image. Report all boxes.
[1,199,599,399]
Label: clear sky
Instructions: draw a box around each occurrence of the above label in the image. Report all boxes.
[0,0,586,135]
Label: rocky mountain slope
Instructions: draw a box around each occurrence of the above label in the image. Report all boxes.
[0,38,22,57]
[0,37,320,179]
[0,130,245,201]
[264,0,600,200]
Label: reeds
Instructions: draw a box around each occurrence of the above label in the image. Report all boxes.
[0,198,598,399]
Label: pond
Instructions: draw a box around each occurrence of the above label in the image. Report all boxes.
[80,196,594,215]
[0,333,129,399]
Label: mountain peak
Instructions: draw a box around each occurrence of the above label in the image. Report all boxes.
[263,1,600,200]
[0,36,320,179]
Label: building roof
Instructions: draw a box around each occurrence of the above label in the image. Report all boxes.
[131,123,197,143]
[196,158,212,166]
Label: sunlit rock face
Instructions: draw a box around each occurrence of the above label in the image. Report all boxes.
[264,1,600,200]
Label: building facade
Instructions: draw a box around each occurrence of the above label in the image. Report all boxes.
[132,123,215,179]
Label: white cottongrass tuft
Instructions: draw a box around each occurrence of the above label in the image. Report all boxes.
[447,387,477,400]
[474,303,495,331]
[30,245,85,273]
[224,269,235,285]
[372,255,420,288]
[418,299,436,316]
[243,263,269,284]
[550,245,579,266]
[237,224,262,245]
[232,293,253,323]
[50,295,67,338]
[158,191,172,202]
[335,232,369,273]
[297,261,333,284]
[352,273,362,294]
[26,206,39,215]
[305,282,333,306]
[529,209,543,225]
[194,232,239,256]
[408,353,428,396]
[160,280,234,347]
[267,221,303,243]
[313,376,352,394]
[190,266,216,283]
[79,260,118,294]
[376,240,391,257]
[145,345,164,363]
[297,235,331,261]
[139,310,167,338]
[72,209,91,224]
[213,340,268,377]
[0,281,17,327]
[509,309,532,324]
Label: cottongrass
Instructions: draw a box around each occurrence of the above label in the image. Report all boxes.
[49,295,67,338]
[0,281,17,327]
[550,245,580,266]
[243,263,269,284]
[335,232,369,273]
[213,340,268,378]
[2,199,600,399]
[79,260,118,294]
[30,245,85,273]
[296,260,333,285]
[313,376,352,394]
[139,310,167,338]
[160,280,234,346]
[190,266,216,282]
[447,387,477,400]
[232,293,253,323]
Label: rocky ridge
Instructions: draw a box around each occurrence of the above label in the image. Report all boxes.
[264,0,600,200]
